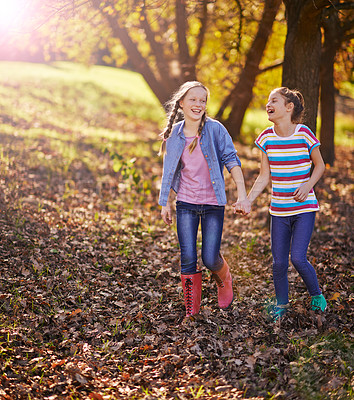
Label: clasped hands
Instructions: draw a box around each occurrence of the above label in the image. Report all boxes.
[233,198,251,215]
[161,198,252,225]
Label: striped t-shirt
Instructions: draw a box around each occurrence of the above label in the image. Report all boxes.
[255,124,320,216]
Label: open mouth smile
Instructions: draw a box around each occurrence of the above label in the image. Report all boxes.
[190,108,203,116]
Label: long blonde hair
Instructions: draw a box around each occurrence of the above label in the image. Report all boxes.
[158,81,209,156]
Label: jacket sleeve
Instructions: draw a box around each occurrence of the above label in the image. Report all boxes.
[218,122,241,172]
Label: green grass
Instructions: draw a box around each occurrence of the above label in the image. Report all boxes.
[332,113,354,147]
[290,333,353,400]
[0,61,164,216]
[1,61,352,148]
[0,61,163,168]
[0,61,165,123]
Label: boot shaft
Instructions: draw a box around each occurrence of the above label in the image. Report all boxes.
[181,272,202,317]
[212,257,233,309]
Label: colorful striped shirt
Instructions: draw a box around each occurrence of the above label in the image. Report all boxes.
[255,124,320,216]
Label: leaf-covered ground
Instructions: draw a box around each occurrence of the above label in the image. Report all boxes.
[0,63,353,399]
[0,128,353,399]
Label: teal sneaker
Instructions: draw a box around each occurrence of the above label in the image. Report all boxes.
[268,304,289,321]
[311,294,327,311]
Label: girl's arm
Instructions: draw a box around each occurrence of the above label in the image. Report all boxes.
[161,189,175,225]
[247,151,271,205]
[230,166,251,215]
[293,146,325,202]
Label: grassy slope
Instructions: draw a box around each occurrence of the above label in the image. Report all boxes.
[0,61,165,122]
[0,61,165,186]
[1,61,352,146]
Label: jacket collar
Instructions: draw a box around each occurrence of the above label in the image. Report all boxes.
[177,120,185,136]
[176,119,206,137]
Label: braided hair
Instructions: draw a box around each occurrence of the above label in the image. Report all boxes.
[274,87,305,123]
[158,81,209,156]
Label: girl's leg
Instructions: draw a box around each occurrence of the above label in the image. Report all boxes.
[271,215,292,305]
[200,205,224,271]
[201,205,233,309]
[290,212,321,296]
[176,202,200,274]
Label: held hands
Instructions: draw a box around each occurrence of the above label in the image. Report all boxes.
[232,197,251,215]
[161,204,173,225]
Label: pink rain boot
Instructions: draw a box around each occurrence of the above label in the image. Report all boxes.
[212,257,233,309]
[181,271,202,317]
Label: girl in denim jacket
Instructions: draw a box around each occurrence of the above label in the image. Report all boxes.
[158,81,250,318]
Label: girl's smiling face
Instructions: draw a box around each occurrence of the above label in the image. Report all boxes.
[266,90,293,122]
[179,87,207,122]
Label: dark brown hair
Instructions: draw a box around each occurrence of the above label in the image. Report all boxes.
[158,81,209,156]
[274,87,305,123]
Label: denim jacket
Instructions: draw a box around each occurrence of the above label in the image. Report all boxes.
[158,117,241,206]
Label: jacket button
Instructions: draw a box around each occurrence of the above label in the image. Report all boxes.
[205,155,208,158]
[212,181,215,184]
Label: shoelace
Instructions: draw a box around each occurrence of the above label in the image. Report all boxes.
[185,278,193,315]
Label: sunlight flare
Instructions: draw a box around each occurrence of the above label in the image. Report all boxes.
[0,0,29,31]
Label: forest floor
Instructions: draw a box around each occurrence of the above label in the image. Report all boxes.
[0,129,352,399]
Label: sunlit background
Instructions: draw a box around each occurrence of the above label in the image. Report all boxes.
[0,0,30,32]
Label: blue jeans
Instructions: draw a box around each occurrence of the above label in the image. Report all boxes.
[271,212,321,305]
[176,201,225,275]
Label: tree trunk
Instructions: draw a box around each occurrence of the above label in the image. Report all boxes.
[139,6,181,96]
[90,0,171,106]
[219,0,282,140]
[176,0,197,81]
[282,0,329,133]
[320,7,342,166]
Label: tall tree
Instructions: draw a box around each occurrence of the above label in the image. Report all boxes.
[282,0,353,142]
[89,0,212,106]
[216,0,282,139]
[320,2,354,165]
[282,0,326,133]
[87,0,281,119]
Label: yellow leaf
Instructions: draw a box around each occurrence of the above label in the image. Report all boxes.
[330,292,340,301]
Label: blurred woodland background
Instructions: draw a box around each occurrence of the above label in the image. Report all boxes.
[0,0,353,163]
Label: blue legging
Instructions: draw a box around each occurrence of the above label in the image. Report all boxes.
[176,201,225,275]
[271,212,321,305]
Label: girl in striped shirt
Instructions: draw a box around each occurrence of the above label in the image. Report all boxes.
[239,87,327,320]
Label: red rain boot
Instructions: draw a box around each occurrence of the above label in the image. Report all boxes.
[212,257,233,309]
[181,271,202,317]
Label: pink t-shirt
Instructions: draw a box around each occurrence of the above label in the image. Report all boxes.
[177,136,218,205]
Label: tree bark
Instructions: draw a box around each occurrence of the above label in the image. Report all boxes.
[219,0,282,140]
[320,1,354,165]
[320,8,341,166]
[192,0,209,64]
[282,0,329,133]
[139,5,181,96]
[90,0,171,106]
[176,0,197,81]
